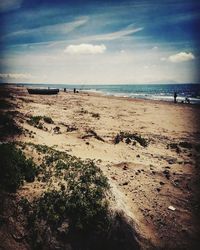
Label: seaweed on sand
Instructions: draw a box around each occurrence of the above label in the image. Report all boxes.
[82,129,105,142]
[114,132,148,147]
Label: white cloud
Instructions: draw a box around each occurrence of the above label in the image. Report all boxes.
[0,73,34,80]
[81,27,143,42]
[3,17,88,39]
[168,52,195,63]
[64,43,106,55]
[0,0,22,12]
[160,57,166,61]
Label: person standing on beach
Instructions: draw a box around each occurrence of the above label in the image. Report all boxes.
[174,92,177,103]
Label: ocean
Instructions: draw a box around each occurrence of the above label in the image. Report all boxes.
[20,83,200,104]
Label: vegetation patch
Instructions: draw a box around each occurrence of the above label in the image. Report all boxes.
[59,122,78,132]
[2,142,139,249]
[114,132,148,147]
[79,108,88,114]
[0,113,22,139]
[194,143,200,152]
[27,115,43,126]
[66,124,78,132]
[43,116,54,124]
[16,143,114,249]
[91,112,100,119]
[167,143,181,153]
[0,99,13,109]
[179,141,193,149]
[0,143,37,192]
[27,115,54,129]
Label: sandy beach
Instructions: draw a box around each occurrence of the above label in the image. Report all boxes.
[1,85,200,249]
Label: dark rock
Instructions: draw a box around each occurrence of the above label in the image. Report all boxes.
[122,181,129,185]
[163,170,170,179]
[53,126,60,133]
[123,165,128,170]
[168,159,176,164]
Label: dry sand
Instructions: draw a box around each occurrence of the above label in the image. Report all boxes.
[3,85,200,249]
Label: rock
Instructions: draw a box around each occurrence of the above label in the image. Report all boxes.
[160,181,165,185]
[136,154,140,158]
[168,159,176,164]
[123,165,128,170]
[53,126,61,134]
[122,181,129,186]
[168,205,176,211]
[163,170,170,179]
[57,221,69,236]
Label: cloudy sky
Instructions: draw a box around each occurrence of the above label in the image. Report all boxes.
[0,0,199,84]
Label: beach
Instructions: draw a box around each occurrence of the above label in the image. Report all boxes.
[1,85,200,249]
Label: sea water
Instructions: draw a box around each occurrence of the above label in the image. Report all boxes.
[21,83,200,104]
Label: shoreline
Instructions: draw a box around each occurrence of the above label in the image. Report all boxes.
[12,82,200,105]
[9,82,200,107]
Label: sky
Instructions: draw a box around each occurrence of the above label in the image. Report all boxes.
[0,0,199,84]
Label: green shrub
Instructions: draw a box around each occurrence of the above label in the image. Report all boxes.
[0,113,22,139]
[32,144,50,154]
[0,99,13,109]
[27,116,42,126]
[17,144,140,250]
[0,143,37,192]
[43,116,54,124]
[31,160,109,232]
[179,141,192,149]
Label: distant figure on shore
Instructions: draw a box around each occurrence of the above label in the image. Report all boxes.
[64,88,66,92]
[185,97,190,104]
[174,92,177,103]
[73,88,76,93]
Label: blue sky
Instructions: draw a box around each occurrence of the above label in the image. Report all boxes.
[0,0,199,84]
